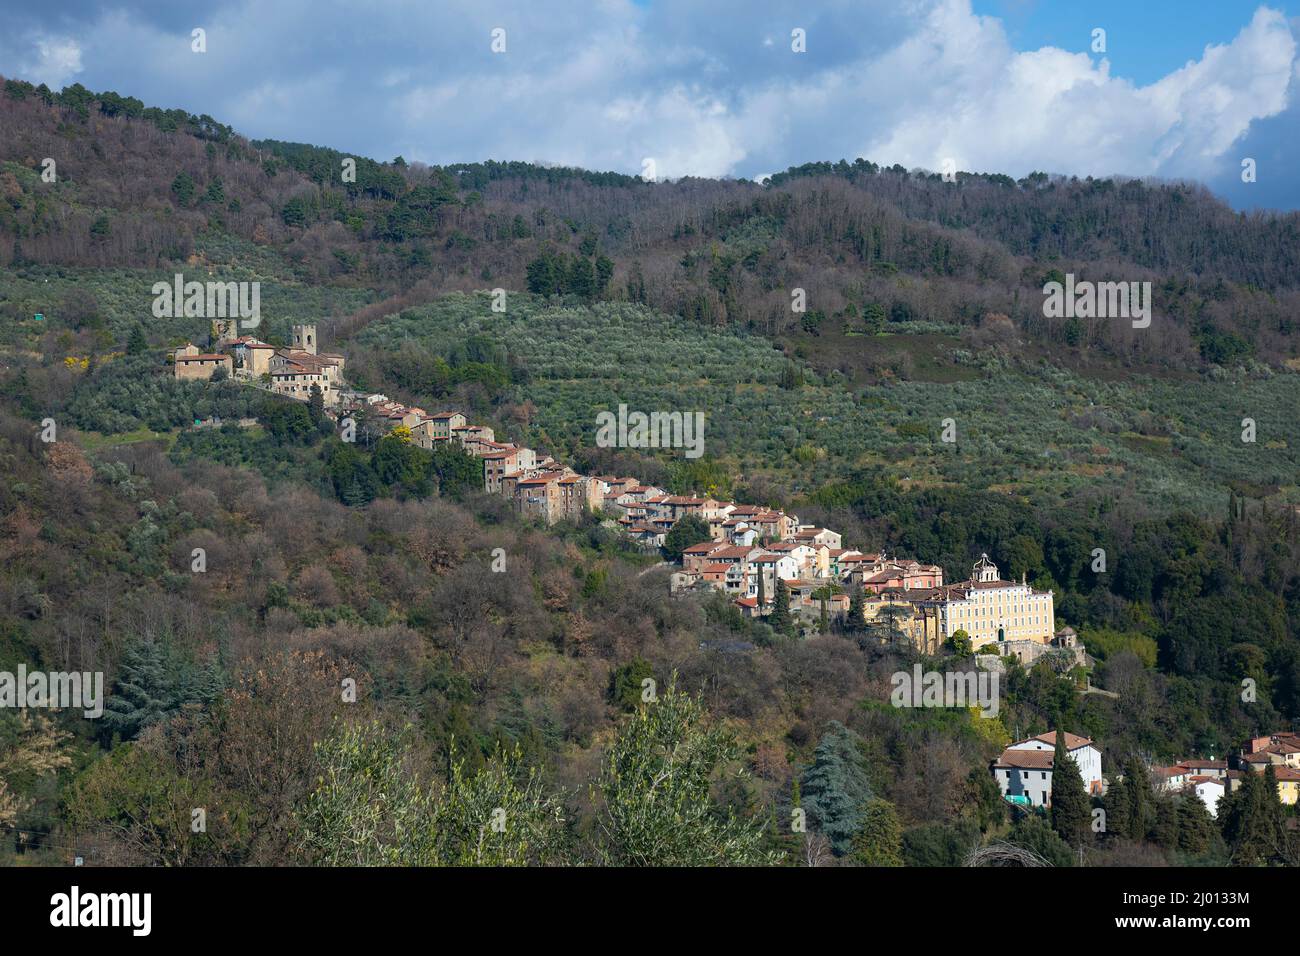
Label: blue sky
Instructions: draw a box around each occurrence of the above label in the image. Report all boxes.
[2,0,1298,210]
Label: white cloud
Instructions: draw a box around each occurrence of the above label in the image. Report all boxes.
[17,35,85,88]
[1,0,1294,195]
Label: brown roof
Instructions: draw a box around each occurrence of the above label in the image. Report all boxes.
[1016,731,1093,750]
[711,546,757,560]
[993,749,1055,770]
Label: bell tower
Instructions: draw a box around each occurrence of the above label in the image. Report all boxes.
[973,553,999,583]
[291,323,317,355]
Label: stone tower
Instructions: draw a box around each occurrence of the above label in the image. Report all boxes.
[292,323,317,355]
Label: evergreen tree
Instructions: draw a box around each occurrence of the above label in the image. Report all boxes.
[102,639,174,740]
[308,383,325,423]
[847,586,864,632]
[769,578,793,635]
[1124,757,1152,840]
[1176,795,1216,854]
[851,798,902,866]
[171,171,196,206]
[962,766,1006,831]
[1009,814,1074,866]
[661,513,710,562]
[1102,775,1129,838]
[800,721,874,856]
[1049,730,1090,847]
[1222,765,1285,865]
[126,325,149,355]
[1152,797,1178,849]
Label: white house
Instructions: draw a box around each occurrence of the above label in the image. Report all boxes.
[992,731,1104,807]
[1190,776,1225,818]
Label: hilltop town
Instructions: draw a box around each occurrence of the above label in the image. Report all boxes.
[168,319,1300,820]
[177,321,1071,655]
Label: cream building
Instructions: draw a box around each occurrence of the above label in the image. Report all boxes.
[916,554,1055,651]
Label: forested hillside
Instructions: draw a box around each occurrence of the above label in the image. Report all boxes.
[1,75,1298,869]
[4,75,1299,371]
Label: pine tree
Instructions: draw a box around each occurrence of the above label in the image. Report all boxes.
[102,639,174,740]
[1049,730,1089,847]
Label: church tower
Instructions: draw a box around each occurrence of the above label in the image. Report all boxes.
[291,323,317,355]
[973,553,999,583]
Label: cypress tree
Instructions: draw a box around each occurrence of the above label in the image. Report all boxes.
[847,587,864,633]
[1103,775,1129,838]
[1049,730,1089,847]
[1124,757,1152,840]
[770,578,793,635]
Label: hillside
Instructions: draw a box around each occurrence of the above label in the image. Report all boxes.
[1,75,1298,870]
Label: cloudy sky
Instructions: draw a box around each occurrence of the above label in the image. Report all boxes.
[2,0,1299,209]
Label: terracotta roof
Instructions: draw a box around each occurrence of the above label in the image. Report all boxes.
[993,749,1056,770]
[1015,731,1093,750]
[711,546,757,560]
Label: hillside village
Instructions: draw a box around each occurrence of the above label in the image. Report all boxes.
[173,322,1300,815]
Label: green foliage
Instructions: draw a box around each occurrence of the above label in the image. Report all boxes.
[851,798,903,866]
[662,513,711,562]
[901,821,980,866]
[1218,765,1287,865]
[1049,731,1090,847]
[1008,813,1075,866]
[608,658,654,712]
[596,678,776,866]
[799,721,874,856]
[101,640,175,741]
[298,721,570,866]
[171,171,196,206]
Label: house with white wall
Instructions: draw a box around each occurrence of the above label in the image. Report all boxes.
[992,731,1104,807]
